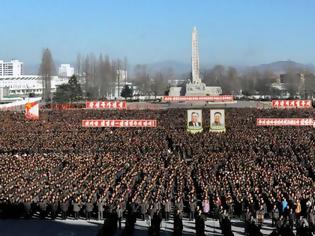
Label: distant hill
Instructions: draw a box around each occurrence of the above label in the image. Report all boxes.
[250,60,315,74]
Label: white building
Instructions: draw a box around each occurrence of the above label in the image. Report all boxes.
[0,60,23,77]
[116,69,128,84]
[0,75,68,98]
[0,87,9,100]
[108,69,130,99]
[58,64,74,77]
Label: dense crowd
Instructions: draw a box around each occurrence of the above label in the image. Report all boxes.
[0,108,314,235]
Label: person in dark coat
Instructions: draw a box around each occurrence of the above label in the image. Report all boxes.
[221,216,233,236]
[149,210,162,236]
[85,201,93,220]
[97,199,104,221]
[196,209,205,236]
[164,199,171,221]
[73,200,81,220]
[116,204,124,229]
[50,199,58,220]
[23,199,32,219]
[174,210,183,236]
[61,199,69,219]
[272,205,279,227]
[189,198,196,221]
[39,200,47,219]
[247,220,262,236]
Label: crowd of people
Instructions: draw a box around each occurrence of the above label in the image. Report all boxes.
[0,108,314,235]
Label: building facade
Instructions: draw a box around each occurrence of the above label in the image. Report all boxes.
[0,75,68,98]
[0,60,23,77]
[58,64,75,77]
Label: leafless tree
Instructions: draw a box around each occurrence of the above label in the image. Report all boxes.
[151,72,169,98]
[133,64,151,96]
[39,48,55,102]
[76,53,82,76]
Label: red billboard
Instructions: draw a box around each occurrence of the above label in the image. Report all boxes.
[82,119,157,128]
[256,118,314,126]
[85,101,127,109]
[272,100,312,109]
[163,96,234,102]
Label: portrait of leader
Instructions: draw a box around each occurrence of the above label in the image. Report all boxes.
[188,111,202,127]
[210,109,225,130]
[212,112,223,126]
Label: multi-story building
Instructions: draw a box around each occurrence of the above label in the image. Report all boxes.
[0,75,69,98]
[0,60,23,76]
[58,64,74,77]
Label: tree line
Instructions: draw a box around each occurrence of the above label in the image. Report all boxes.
[39,48,315,103]
[201,65,315,97]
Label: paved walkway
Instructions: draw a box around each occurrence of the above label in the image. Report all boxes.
[0,217,281,236]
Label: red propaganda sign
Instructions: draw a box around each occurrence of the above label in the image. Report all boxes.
[85,101,127,109]
[272,100,312,109]
[256,118,314,126]
[163,96,234,102]
[51,103,75,110]
[82,120,157,128]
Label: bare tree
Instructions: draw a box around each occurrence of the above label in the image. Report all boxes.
[151,72,168,98]
[76,53,82,76]
[123,57,128,81]
[203,65,224,86]
[133,64,151,96]
[304,72,315,98]
[39,48,55,102]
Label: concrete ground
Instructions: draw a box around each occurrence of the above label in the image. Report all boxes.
[0,217,281,236]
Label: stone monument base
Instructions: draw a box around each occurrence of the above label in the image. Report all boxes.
[169,87,181,96]
[185,82,222,96]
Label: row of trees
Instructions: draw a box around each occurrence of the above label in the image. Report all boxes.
[76,53,127,98]
[132,65,171,97]
[39,48,315,102]
[202,65,315,97]
[202,66,277,95]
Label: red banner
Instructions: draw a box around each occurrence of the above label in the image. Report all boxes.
[163,96,234,102]
[256,118,314,126]
[82,119,157,127]
[50,103,76,110]
[85,101,127,109]
[272,100,312,109]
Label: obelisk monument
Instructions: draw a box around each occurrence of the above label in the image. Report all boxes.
[191,26,201,84]
[169,26,222,96]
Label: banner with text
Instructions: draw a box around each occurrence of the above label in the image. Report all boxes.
[164,96,233,102]
[272,100,312,109]
[82,119,157,128]
[256,118,313,126]
[86,101,127,109]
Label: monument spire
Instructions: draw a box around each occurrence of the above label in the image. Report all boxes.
[168,26,222,97]
[192,26,201,84]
